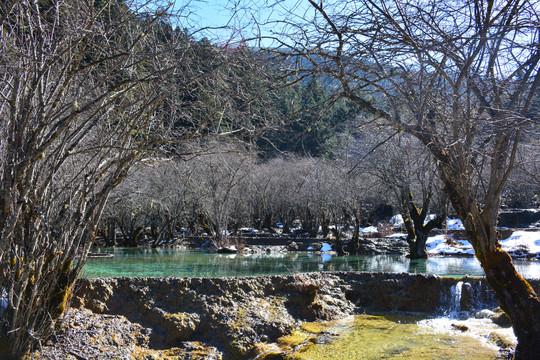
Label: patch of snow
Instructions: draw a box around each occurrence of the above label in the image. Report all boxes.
[447,218,465,230]
[360,226,378,233]
[239,227,258,233]
[427,230,540,258]
[392,215,464,229]
[426,234,474,256]
[390,215,404,227]
[320,243,332,252]
[500,231,540,255]
[386,233,407,238]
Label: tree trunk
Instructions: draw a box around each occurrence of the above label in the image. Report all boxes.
[399,190,443,260]
[352,212,361,254]
[479,247,540,359]
[321,213,330,238]
[107,219,117,246]
[403,218,429,259]
[331,228,348,256]
[263,213,274,233]
[408,229,429,259]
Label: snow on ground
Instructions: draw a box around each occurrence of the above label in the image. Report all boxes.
[390,215,465,229]
[359,226,378,233]
[387,233,407,238]
[426,235,475,256]
[426,231,540,258]
[447,218,465,230]
[390,215,404,227]
[388,214,538,257]
[500,231,540,255]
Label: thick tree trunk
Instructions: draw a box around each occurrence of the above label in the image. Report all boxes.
[351,213,361,254]
[480,248,540,359]
[400,191,443,260]
[454,214,540,359]
[263,213,273,232]
[331,228,348,256]
[408,229,429,259]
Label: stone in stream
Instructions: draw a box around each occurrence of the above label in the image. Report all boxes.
[459,282,474,311]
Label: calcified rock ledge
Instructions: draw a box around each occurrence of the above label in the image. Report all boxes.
[32,272,540,360]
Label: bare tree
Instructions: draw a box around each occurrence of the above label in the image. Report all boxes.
[503,140,540,208]
[357,130,446,258]
[264,0,540,357]
[191,145,254,247]
[250,156,309,233]
[103,159,194,247]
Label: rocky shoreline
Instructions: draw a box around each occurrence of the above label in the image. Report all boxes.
[29,272,540,359]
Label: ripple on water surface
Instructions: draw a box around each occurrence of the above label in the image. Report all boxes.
[294,314,515,360]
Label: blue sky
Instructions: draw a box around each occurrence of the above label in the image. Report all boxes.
[173,0,313,45]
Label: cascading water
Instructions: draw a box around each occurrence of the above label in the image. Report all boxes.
[438,279,495,319]
[449,281,464,316]
[411,279,517,357]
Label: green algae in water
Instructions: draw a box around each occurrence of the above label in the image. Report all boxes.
[295,315,510,360]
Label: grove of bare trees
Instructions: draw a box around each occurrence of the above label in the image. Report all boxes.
[102,151,384,247]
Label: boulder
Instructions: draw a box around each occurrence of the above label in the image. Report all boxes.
[459,282,474,311]
[490,308,512,328]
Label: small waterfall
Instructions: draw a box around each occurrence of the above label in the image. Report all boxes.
[439,280,495,319]
[449,281,463,315]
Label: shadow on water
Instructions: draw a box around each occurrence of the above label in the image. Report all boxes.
[408,258,428,273]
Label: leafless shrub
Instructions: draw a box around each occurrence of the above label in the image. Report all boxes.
[376,221,395,238]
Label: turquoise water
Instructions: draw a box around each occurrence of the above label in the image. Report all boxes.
[81,248,540,278]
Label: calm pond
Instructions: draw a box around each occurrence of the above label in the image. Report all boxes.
[81,248,540,278]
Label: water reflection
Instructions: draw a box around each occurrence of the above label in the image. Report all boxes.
[408,258,428,273]
[81,248,540,279]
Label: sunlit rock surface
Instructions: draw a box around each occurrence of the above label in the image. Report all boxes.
[30,272,540,359]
